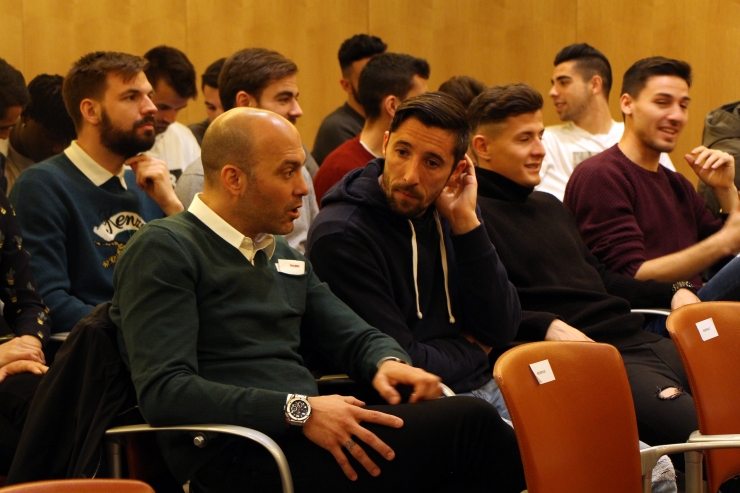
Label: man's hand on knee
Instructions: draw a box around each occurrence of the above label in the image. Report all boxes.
[373,360,442,404]
[302,395,403,481]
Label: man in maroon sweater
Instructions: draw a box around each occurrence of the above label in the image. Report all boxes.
[313,53,429,205]
[565,57,740,329]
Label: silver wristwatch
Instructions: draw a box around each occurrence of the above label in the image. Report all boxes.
[284,394,311,426]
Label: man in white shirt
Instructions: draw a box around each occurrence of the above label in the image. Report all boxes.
[143,46,201,186]
[538,43,674,200]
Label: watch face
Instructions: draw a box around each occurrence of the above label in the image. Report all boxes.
[289,399,310,419]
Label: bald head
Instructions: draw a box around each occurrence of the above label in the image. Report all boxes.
[201,107,300,188]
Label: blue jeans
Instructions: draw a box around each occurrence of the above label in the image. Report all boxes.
[645,255,740,336]
[459,377,511,422]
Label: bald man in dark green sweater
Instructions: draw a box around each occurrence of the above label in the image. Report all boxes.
[111,108,525,493]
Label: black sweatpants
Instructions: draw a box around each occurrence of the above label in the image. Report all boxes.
[621,337,698,470]
[0,373,41,475]
[190,396,526,493]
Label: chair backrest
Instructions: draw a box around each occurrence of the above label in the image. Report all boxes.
[666,301,740,492]
[493,341,643,493]
[0,479,154,492]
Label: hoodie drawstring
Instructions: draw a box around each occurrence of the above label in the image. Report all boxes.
[407,212,455,323]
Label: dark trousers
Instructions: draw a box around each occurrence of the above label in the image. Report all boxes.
[621,338,698,470]
[0,373,41,475]
[191,396,526,493]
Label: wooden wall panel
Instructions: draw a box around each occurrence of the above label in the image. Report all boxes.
[368,0,577,132]
[578,0,740,183]
[0,0,738,186]
[185,0,368,146]
[21,0,190,120]
[0,0,25,70]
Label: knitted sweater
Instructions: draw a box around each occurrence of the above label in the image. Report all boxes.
[313,135,374,205]
[564,145,723,287]
[477,167,668,349]
[308,158,521,393]
[9,153,164,333]
[111,212,409,483]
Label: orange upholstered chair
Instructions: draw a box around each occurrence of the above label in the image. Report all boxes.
[0,479,154,492]
[667,301,740,493]
[493,341,740,493]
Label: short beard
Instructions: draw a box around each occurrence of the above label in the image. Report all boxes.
[99,110,156,159]
[382,171,427,219]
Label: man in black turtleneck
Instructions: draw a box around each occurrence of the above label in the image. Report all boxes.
[469,83,701,461]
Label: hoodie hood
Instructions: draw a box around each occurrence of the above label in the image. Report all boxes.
[321,157,392,214]
[703,101,740,148]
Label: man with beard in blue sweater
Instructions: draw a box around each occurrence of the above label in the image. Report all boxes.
[10,52,183,333]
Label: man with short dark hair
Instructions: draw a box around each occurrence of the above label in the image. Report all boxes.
[5,74,76,190]
[0,58,30,192]
[438,75,486,109]
[312,34,387,165]
[188,58,225,146]
[539,43,674,200]
[113,106,526,493]
[175,48,319,253]
[308,93,520,415]
[143,45,200,184]
[9,51,183,334]
[469,83,701,466]
[0,59,29,144]
[313,53,429,204]
[565,57,740,332]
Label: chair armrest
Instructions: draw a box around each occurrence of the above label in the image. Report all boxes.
[50,332,69,342]
[105,424,293,493]
[631,309,671,316]
[639,432,740,493]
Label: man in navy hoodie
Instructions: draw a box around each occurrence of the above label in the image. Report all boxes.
[307,92,520,416]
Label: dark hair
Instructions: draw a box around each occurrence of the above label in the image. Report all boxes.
[468,83,543,130]
[621,56,692,99]
[143,45,197,99]
[63,51,148,129]
[554,43,612,100]
[438,76,486,109]
[0,58,30,118]
[201,58,226,90]
[358,53,430,121]
[24,74,76,142]
[389,92,469,164]
[219,48,298,111]
[338,34,387,74]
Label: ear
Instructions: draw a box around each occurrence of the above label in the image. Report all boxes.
[448,157,467,184]
[381,130,390,157]
[339,78,352,95]
[235,91,257,108]
[590,75,603,96]
[471,134,489,160]
[79,98,102,125]
[620,93,633,117]
[383,95,400,118]
[220,164,248,196]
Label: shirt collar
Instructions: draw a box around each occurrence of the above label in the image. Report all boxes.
[64,141,127,189]
[188,194,276,264]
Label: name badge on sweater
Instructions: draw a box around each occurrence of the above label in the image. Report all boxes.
[276,259,305,275]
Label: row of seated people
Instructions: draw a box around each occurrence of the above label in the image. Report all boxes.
[0,40,739,491]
